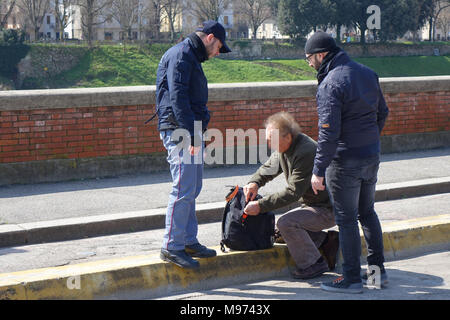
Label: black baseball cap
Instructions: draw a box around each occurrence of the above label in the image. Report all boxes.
[196,20,232,53]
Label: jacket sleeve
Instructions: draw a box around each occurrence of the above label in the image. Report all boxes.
[376,78,389,133]
[258,152,314,213]
[248,152,282,188]
[313,83,343,177]
[167,56,202,146]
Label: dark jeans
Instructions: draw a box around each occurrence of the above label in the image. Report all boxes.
[325,154,385,283]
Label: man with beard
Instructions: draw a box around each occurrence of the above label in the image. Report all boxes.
[155,21,231,269]
[305,31,389,293]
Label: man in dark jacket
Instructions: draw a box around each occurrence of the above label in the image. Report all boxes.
[156,21,231,269]
[243,112,340,279]
[305,31,389,293]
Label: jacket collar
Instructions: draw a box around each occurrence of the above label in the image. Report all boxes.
[187,33,208,63]
[317,48,350,84]
[284,133,302,157]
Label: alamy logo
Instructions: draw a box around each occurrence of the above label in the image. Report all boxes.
[366,265,381,290]
[367,5,381,30]
[67,275,81,290]
[169,121,280,175]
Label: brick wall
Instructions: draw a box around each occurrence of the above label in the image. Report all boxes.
[1,90,448,165]
[0,76,449,184]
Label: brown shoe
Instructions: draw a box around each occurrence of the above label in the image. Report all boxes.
[291,258,329,280]
[319,231,339,271]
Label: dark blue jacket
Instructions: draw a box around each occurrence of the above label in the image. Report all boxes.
[155,34,210,145]
[313,49,389,177]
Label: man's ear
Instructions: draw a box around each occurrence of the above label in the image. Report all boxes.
[206,33,215,43]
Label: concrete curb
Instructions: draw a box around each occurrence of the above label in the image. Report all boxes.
[0,214,449,300]
[0,177,449,248]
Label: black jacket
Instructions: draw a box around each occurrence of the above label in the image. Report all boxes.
[313,49,389,177]
[155,33,210,145]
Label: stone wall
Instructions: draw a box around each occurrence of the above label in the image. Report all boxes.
[0,76,449,185]
[224,41,450,59]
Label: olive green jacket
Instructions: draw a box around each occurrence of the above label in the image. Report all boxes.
[249,133,331,213]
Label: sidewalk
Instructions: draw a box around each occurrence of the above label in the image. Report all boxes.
[1,147,449,224]
[0,148,449,248]
[160,250,450,300]
[0,147,448,299]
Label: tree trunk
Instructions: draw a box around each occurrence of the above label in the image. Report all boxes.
[35,27,40,41]
[429,17,433,41]
[360,26,366,43]
[336,24,341,43]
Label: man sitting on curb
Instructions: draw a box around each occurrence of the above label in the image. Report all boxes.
[243,112,339,279]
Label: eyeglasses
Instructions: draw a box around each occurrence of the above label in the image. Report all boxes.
[305,54,315,63]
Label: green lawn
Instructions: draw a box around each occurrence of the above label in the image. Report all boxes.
[19,44,450,89]
[354,55,450,77]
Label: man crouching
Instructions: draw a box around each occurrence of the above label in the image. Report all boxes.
[243,112,339,279]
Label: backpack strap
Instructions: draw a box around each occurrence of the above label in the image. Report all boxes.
[225,185,239,202]
[144,112,157,124]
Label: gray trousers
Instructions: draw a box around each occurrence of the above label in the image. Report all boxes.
[276,205,335,269]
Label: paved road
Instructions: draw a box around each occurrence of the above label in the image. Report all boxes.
[0,193,448,274]
[0,147,449,224]
[158,251,450,300]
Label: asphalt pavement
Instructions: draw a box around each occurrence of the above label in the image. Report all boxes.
[0,147,449,224]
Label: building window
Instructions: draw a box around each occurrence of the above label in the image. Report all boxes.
[224,16,229,26]
[47,16,51,24]
[105,32,113,40]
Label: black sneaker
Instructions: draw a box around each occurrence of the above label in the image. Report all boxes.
[160,248,200,269]
[320,277,363,294]
[185,243,217,258]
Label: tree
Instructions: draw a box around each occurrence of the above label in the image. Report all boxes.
[108,0,139,42]
[146,0,163,40]
[430,0,450,41]
[0,0,17,29]
[77,0,112,47]
[329,0,354,43]
[161,0,181,41]
[54,0,76,40]
[435,4,449,40]
[277,0,310,40]
[298,0,331,32]
[188,0,229,22]
[17,0,51,40]
[237,0,272,39]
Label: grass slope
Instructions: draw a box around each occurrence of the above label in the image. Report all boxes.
[21,44,450,88]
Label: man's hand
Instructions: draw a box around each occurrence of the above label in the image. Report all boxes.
[243,182,259,202]
[244,201,260,216]
[311,174,325,195]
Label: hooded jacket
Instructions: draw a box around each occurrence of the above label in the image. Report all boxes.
[155,33,210,145]
[313,48,389,177]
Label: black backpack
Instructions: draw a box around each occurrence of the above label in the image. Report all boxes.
[220,185,275,252]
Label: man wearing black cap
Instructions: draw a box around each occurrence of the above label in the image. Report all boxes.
[156,21,231,269]
[305,31,389,293]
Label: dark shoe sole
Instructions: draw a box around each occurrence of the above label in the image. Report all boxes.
[292,264,329,280]
[160,251,200,269]
[185,249,217,258]
[320,283,363,294]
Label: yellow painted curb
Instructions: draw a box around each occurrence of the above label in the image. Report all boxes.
[0,215,449,300]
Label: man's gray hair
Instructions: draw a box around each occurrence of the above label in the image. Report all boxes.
[265,112,301,138]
